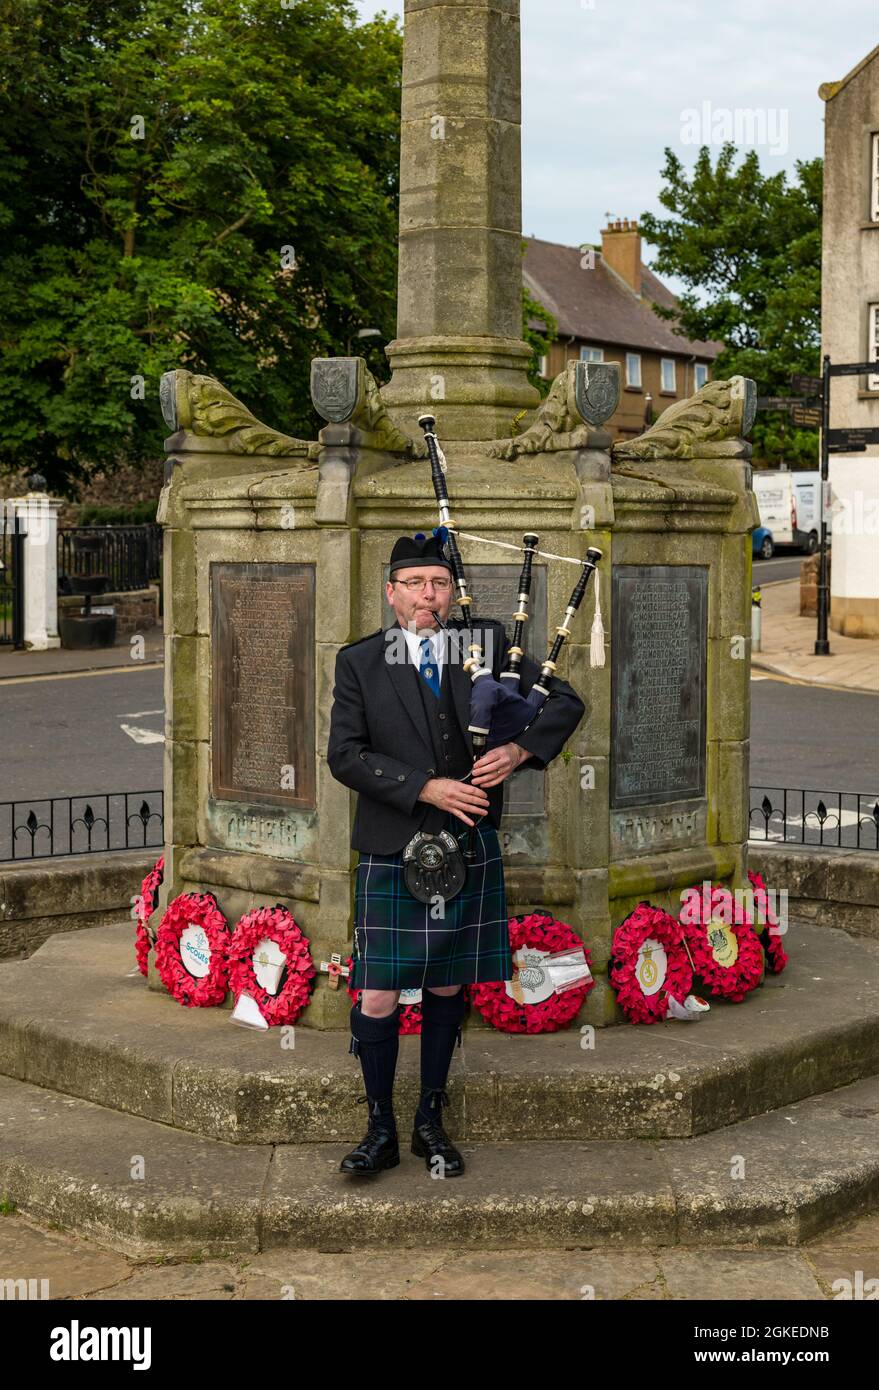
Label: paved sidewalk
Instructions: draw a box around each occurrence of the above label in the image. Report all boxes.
[753,580,879,693]
[1,1205,876,1300]
[4,587,877,695]
[0,628,163,681]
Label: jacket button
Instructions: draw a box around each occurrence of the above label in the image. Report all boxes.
[438,713,446,720]
[442,732,450,740]
[428,767,436,775]
[359,751,367,760]
[397,774,405,782]
[374,768,383,776]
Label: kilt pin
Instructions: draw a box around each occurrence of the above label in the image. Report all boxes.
[326,537,586,1178]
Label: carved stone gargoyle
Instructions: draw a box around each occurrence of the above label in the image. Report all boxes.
[612,375,757,463]
[482,361,620,459]
[160,370,319,461]
[310,357,425,457]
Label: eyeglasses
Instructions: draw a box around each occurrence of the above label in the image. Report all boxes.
[393,576,452,592]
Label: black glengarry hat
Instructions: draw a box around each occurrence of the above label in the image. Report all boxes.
[389,530,453,578]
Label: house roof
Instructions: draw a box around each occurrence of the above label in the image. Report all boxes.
[523,236,724,360]
[819,42,879,101]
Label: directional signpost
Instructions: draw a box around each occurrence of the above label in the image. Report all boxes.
[791,404,822,430]
[827,427,879,452]
[791,374,823,398]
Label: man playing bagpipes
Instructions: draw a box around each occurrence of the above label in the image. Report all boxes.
[327,418,599,1179]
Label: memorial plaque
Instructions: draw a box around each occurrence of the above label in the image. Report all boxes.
[212,562,316,809]
[382,562,547,817]
[611,565,707,809]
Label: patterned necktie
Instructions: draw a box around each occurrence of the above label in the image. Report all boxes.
[418,635,441,698]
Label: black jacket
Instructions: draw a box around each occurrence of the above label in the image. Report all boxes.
[327,617,586,853]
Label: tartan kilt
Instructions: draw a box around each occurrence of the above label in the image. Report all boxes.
[350,811,512,990]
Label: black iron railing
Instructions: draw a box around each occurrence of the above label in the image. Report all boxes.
[58,524,162,595]
[0,509,26,647]
[749,787,879,852]
[0,791,164,862]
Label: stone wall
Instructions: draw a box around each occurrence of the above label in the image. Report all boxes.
[59,586,160,639]
[749,843,879,942]
[0,850,155,959]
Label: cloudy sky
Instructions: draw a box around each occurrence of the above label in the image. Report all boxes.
[354,0,874,263]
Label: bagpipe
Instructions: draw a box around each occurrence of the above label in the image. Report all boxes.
[406,414,603,889]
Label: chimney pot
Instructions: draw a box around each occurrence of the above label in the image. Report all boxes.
[599,217,642,295]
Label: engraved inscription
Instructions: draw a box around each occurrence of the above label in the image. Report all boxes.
[212,562,316,809]
[225,813,302,852]
[611,566,707,808]
[610,800,707,857]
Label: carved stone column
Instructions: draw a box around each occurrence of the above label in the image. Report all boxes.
[381,0,540,441]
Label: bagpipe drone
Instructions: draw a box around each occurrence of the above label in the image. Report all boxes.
[402,414,603,894]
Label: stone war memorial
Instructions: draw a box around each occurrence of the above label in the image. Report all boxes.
[7,0,879,1264]
[155,0,758,1042]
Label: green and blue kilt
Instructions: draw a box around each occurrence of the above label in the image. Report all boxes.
[350,811,512,990]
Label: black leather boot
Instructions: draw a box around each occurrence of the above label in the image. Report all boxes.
[411,1086,465,1176]
[339,1096,401,1175]
[341,1002,401,1176]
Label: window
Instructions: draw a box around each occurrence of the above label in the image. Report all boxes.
[625,352,642,388]
[579,345,604,362]
[661,358,676,392]
[869,303,879,391]
[694,362,708,389]
[872,133,879,222]
[537,354,549,378]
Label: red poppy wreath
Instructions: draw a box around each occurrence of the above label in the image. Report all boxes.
[468,911,594,1034]
[609,903,694,1024]
[346,956,423,1034]
[155,891,230,1007]
[134,854,164,977]
[747,869,789,974]
[228,906,316,1026]
[678,883,764,1003]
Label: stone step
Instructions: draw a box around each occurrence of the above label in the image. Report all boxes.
[3,919,879,1143]
[0,922,877,1145]
[1,1070,877,1258]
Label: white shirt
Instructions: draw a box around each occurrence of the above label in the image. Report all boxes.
[398,622,445,681]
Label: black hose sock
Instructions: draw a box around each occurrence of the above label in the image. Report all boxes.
[416,988,466,1127]
[349,1002,401,1134]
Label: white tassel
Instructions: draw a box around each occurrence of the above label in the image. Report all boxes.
[589,572,606,669]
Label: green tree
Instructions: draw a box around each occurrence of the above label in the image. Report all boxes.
[522,281,557,398]
[639,144,822,465]
[0,0,402,491]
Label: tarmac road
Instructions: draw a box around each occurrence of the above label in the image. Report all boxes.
[2,663,877,808]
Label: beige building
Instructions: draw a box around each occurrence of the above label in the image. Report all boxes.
[523,220,723,442]
[820,44,879,637]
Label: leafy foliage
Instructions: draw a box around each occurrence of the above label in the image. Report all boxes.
[639,144,822,465]
[0,0,403,491]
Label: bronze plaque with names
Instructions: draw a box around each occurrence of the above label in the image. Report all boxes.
[611,565,708,809]
[212,562,316,809]
[381,562,547,817]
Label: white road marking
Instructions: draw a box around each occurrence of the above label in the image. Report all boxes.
[120,723,165,745]
[119,709,163,718]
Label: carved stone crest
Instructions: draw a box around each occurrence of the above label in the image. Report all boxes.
[483,359,619,459]
[575,361,620,426]
[310,358,364,424]
[310,357,422,456]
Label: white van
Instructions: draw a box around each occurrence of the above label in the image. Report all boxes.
[752,471,821,553]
